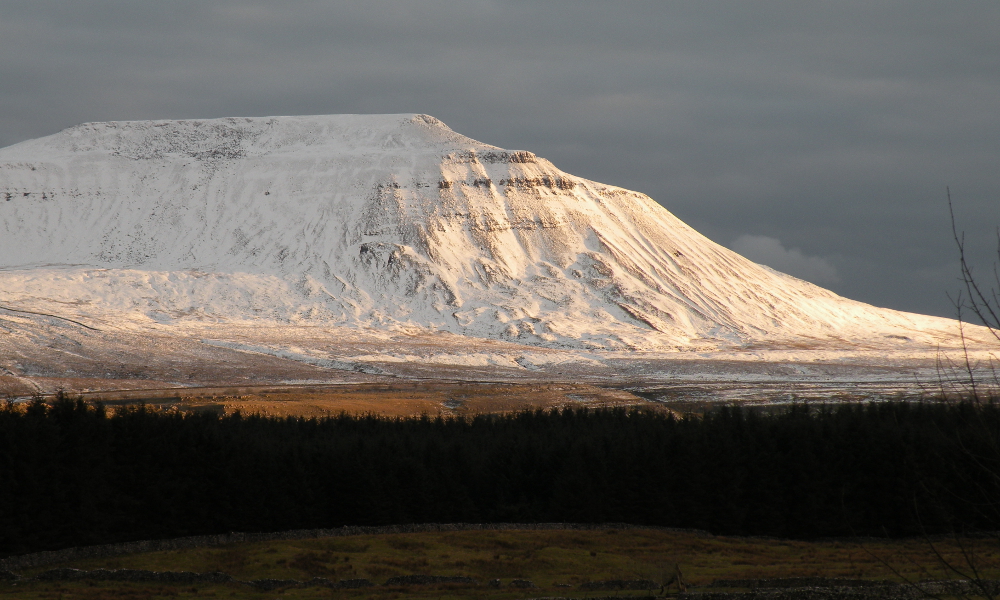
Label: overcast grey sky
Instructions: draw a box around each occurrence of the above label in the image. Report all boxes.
[2,1,998,319]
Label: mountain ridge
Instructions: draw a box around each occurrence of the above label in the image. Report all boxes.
[0,114,972,351]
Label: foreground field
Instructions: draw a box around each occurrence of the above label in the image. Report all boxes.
[4,528,999,599]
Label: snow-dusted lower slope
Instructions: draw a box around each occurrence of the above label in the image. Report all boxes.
[0,114,971,351]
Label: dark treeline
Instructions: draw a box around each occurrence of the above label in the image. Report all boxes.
[2,398,998,557]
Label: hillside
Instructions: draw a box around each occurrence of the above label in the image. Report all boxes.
[0,114,968,355]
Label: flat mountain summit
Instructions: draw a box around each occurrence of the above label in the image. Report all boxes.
[0,114,970,355]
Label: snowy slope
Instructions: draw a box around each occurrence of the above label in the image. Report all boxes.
[0,114,970,351]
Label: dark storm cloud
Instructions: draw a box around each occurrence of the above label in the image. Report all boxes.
[2,0,998,318]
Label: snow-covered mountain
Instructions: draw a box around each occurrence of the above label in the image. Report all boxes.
[0,114,967,351]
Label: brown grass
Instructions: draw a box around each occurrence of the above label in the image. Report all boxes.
[5,528,999,599]
[22,382,655,418]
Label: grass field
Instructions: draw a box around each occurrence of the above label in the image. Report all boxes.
[5,528,999,599]
[35,381,655,418]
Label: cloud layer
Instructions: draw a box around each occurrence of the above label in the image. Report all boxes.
[732,235,840,286]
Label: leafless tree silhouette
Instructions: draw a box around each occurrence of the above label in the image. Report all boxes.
[914,189,1000,599]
